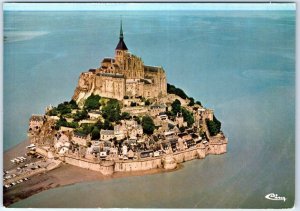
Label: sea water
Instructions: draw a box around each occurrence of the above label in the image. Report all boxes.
[4,10,295,208]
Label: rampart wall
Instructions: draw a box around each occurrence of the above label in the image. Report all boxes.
[60,141,227,176]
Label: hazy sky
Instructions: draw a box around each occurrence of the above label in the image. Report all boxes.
[3,3,295,11]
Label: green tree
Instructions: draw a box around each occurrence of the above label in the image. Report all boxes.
[188,97,195,106]
[195,101,202,106]
[171,99,181,115]
[206,115,221,136]
[95,120,103,130]
[47,108,58,116]
[84,94,101,111]
[73,110,88,122]
[213,115,221,132]
[69,99,79,109]
[57,102,72,115]
[167,83,188,99]
[142,116,155,135]
[75,123,94,135]
[133,116,141,124]
[67,121,79,128]
[103,119,113,130]
[55,117,67,130]
[121,112,131,120]
[182,108,194,127]
[91,127,100,140]
[102,99,121,122]
[55,117,78,129]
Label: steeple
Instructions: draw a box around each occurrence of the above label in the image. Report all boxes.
[120,20,124,40]
[116,20,128,51]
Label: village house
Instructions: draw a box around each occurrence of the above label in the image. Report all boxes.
[100,130,115,141]
[72,132,90,146]
[114,124,127,140]
[149,104,166,117]
[128,125,143,138]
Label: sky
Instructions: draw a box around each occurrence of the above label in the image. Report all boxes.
[3,3,296,11]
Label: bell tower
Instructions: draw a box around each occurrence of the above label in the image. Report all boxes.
[115,20,128,67]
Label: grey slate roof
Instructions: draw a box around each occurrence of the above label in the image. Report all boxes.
[100,130,114,135]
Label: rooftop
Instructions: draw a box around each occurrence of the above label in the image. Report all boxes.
[74,131,88,138]
[100,130,114,135]
[102,57,115,63]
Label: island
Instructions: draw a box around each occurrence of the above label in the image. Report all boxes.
[3,22,228,205]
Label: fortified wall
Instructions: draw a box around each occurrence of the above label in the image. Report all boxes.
[57,139,227,175]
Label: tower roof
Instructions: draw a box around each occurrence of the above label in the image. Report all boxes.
[115,20,128,51]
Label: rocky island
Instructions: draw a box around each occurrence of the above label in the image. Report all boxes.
[3,22,227,205]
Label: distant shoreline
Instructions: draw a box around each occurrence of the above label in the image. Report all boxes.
[3,140,181,207]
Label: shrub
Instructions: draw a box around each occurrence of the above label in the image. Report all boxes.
[188,97,195,106]
[102,99,121,122]
[142,116,155,135]
[84,94,101,111]
[206,115,221,136]
[91,127,100,140]
[171,99,181,115]
[121,112,131,120]
[73,110,88,122]
[182,108,194,127]
[167,83,188,99]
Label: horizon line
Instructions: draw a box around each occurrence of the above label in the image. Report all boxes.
[3,3,296,11]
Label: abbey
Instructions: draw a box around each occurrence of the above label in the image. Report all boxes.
[73,22,167,104]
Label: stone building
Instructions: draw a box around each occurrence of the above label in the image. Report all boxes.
[28,115,45,132]
[73,21,167,105]
[72,132,90,146]
[100,130,115,141]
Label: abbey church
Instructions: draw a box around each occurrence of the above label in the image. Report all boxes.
[72,22,167,104]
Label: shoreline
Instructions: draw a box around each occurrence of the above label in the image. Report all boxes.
[3,140,182,207]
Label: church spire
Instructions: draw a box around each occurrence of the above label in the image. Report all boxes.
[120,20,124,40]
[116,20,128,51]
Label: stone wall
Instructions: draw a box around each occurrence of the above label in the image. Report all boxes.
[63,155,115,175]
[208,142,227,155]
[62,142,227,175]
[94,75,125,100]
[114,158,162,172]
[173,147,201,163]
[125,79,144,97]
[64,156,101,171]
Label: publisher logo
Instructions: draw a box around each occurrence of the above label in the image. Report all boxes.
[265,193,286,202]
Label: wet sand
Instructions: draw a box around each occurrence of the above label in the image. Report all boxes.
[3,140,181,207]
[3,139,30,170]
